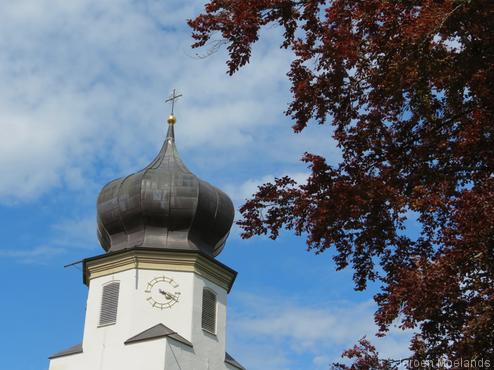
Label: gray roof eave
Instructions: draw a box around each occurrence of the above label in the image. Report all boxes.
[48,343,83,360]
[225,352,246,370]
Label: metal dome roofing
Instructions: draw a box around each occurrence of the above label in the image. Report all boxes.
[96,122,234,257]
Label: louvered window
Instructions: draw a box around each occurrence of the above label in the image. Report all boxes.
[98,282,120,326]
[202,289,217,334]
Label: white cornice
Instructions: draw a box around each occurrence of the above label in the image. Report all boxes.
[83,248,237,292]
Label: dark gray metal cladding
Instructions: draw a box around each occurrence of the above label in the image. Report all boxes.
[96,124,234,256]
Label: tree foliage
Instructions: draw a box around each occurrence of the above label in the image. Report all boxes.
[331,338,398,370]
[189,0,494,366]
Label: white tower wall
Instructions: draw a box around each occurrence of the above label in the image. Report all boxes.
[48,250,242,370]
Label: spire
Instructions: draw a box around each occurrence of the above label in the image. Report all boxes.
[162,121,181,162]
[165,120,175,144]
[148,102,183,169]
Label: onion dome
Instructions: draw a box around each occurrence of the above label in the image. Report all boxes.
[96,114,234,257]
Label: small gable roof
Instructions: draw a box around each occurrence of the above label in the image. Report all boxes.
[124,323,192,347]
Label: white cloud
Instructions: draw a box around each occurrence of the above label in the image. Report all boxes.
[51,215,98,249]
[0,245,65,264]
[225,171,309,204]
[0,0,312,203]
[313,355,332,368]
[228,293,412,370]
[0,215,99,263]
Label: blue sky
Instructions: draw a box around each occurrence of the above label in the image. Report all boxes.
[0,1,411,369]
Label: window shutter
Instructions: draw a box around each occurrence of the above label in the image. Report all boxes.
[99,282,120,326]
[202,289,217,334]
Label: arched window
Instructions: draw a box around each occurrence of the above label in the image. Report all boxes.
[98,281,120,326]
[202,288,217,334]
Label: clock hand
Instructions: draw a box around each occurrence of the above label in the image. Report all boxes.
[159,289,179,301]
[164,291,178,301]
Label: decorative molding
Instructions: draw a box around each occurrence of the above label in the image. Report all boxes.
[83,248,237,292]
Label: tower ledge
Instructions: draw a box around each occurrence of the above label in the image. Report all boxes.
[83,247,237,293]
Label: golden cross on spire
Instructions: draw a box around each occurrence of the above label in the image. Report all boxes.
[165,88,183,115]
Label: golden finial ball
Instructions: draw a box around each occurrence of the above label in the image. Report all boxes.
[167,114,176,124]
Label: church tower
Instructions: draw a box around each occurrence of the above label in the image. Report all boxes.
[48,93,246,370]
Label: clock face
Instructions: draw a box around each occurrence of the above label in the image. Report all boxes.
[145,276,181,310]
